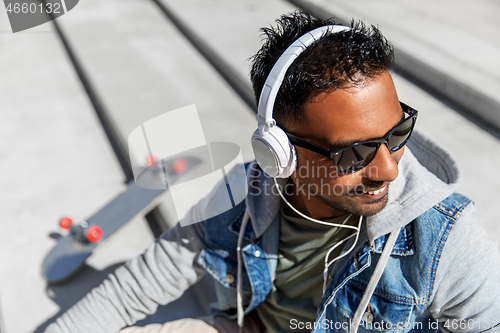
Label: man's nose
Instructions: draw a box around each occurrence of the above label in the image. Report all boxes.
[363,145,400,182]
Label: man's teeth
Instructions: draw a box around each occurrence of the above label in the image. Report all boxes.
[363,186,386,195]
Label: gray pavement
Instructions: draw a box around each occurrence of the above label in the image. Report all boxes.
[1,0,500,332]
[0,10,126,333]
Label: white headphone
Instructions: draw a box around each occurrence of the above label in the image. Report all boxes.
[251,25,351,178]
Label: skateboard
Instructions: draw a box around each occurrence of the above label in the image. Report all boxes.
[42,155,202,285]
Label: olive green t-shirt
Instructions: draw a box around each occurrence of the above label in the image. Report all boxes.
[255,205,359,333]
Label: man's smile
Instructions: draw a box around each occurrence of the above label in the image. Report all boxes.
[358,185,387,197]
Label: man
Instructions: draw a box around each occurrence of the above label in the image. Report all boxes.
[46,11,500,333]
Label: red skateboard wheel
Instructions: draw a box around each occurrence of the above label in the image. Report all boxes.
[173,158,188,174]
[59,217,74,230]
[147,154,158,167]
[86,225,103,243]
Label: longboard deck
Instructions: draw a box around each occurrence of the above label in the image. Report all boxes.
[42,156,201,284]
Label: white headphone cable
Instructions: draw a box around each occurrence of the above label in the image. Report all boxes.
[272,178,359,231]
[272,178,363,292]
[322,216,363,292]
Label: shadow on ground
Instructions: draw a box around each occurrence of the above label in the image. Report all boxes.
[34,263,217,332]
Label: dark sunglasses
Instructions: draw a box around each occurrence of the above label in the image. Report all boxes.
[286,102,418,174]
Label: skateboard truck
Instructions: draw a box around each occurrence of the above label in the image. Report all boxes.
[58,217,103,243]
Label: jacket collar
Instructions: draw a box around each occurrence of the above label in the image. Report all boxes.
[245,163,285,239]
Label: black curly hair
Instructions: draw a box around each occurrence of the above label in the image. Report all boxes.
[250,11,394,129]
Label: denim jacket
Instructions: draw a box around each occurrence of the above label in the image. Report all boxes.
[46,131,500,333]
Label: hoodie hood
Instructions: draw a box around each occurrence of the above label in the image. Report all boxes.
[246,130,462,241]
[366,130,462,242]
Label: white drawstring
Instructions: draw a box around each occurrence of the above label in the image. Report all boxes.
[236,208,250,332]
[349,229,399,333]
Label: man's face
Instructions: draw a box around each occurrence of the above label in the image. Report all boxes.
[286,71,404,218]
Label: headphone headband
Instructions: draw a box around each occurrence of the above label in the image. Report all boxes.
[256,25,351,134]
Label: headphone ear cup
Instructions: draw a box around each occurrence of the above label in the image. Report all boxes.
[251,126,296,178]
